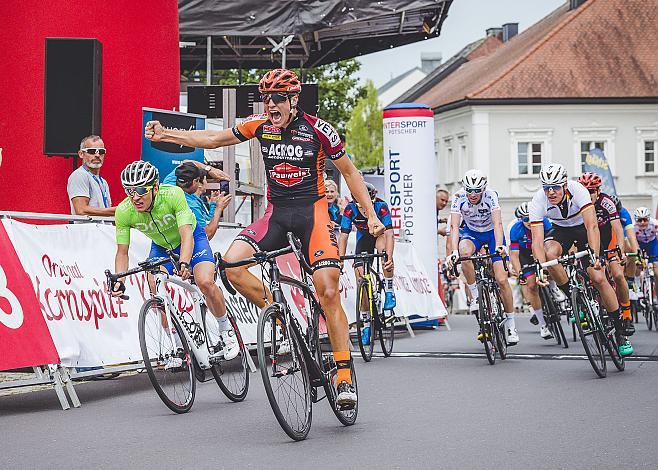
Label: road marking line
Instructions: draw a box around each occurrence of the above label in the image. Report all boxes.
[372,351,658,362]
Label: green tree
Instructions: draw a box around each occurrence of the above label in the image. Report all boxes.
[345,80,382,169]
[182,59,364,135]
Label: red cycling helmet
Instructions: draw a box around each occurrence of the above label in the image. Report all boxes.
[578,172,602,189]
[258,69,302,93]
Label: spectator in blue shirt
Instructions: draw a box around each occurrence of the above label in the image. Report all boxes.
[163,161,231,240]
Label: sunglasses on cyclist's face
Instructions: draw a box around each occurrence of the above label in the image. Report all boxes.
[124,185,154,197]
[587,188,599,194]
[543,184,563,193]
[81,147,106,155]
[522,217,530,223]
[260,92,289,105]
[465,187,483,194]
[636,218,649,223]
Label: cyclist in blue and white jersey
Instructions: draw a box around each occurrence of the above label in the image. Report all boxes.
[509,202,554,339]
[446,169,518,345]
[633,207,658,301]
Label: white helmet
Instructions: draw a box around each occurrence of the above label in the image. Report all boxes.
[462,169,487,192]
[121,161,159,187]
[515,202,530,219]
[634,207,651,220]
[539,163,568,185]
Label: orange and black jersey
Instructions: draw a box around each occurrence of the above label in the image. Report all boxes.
[232,110,346,204]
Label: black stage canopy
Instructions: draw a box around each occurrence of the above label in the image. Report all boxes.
[179,0,453,70]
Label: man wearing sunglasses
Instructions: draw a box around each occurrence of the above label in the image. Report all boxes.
[509,202,554,340]
[529,164,621,337]
[111,160,240,362]
[633,207,658,304]
[446,169,518,345]
[578,172,634,353]
[67,135,115,216]
[144,68,384,409]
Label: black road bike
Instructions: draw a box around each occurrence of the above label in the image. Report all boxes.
[217,233,357,441]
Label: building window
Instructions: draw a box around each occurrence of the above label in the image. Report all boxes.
[645,140,657,173]
[517,142,542,175]
[580,140,606,171]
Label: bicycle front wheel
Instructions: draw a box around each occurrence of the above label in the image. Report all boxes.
[478,287,496,365]
[355,280,374,362]
[377,283,395,357]
[257,304,312,441]
[202,307,249,402]
[139,298,195,413]
[572,291,607,378]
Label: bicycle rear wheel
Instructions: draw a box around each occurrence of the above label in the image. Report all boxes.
[355,280,374,362]
[202,307,249,402]
[257,304,312,441]
[572,291,607,378]
[139,298,195,413]
[491,291,507,360]
[478,288,496,365]
[540,287,568,348]
[377,283,395,357]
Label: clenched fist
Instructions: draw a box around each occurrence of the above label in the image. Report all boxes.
[144,120,164,142]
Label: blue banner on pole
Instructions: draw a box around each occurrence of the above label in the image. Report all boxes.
[583,147,617,197]
[141,107,206,181]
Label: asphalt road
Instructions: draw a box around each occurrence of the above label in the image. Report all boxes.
[2,314,658,470]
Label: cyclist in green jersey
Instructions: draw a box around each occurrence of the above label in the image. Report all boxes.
[110,161,239,361]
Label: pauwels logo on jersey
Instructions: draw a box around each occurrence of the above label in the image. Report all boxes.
[313,118,340,147]
[269,163,311,187]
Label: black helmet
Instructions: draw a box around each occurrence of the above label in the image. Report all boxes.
[352,182,377,202]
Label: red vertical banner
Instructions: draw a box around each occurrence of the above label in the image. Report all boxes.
[0,223,59,370]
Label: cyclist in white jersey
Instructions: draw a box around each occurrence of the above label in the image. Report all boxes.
[447,169,518,345]
[529,163,619,321]
[633,207,658,301]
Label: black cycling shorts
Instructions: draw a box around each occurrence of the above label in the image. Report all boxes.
[544,224,589,255]
[353,235,376,268]
[236,198,340,271]
[518,249,536,279]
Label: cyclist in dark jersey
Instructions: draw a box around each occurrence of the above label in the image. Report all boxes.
[145,69,385,409]
[579,173,634,354]
[338,182,396,312]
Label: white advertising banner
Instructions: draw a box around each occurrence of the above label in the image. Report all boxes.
[3,220,444,367]
[383,104,438,289]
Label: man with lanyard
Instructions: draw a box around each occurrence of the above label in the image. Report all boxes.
[529,164,622,345]
[578,172,634,353]
[162,161,232,240]
[67,135,115,216]
[144,69,384,409]
[446,169,518,345]
[633,207,658,304]
[110,161,240,363]
[509,202,554,339]
[338,182,396,344]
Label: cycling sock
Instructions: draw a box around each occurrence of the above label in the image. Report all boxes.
[620,302,632,321]
[467,283,478,300]
[534,308,546,327]
[334,351,352,384]
[506,314,516,330]
[216,314,231,332]
[558,282,571,297]
[385,278,394,291]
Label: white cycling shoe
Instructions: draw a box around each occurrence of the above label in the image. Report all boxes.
[468,299,479,313]
[216,329,240,361]
[507,328,519,345]
[164,356,184,370]
[540,325,554,340]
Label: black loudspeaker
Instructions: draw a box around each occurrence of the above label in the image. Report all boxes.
[187,84,319,119]
[44,38,102,156]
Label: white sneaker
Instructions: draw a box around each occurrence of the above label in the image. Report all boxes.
[219,329,240,361]
[164,356,183,370]
[507,328,519,345]
[540,325,554,340]
[468,299,479,313]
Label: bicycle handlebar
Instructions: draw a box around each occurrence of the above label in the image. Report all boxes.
[450,251,508,277]
[539,249,591,268]
[340,252,388,263]
[105,253,177,301]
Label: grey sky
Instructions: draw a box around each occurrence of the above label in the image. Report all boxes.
[356,0,565,88]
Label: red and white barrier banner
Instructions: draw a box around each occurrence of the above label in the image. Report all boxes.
[2,220,444,367]
[0,223,59,370]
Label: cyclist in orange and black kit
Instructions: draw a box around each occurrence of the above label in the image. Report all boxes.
[145,69,385,409]
[578,172,634,355]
